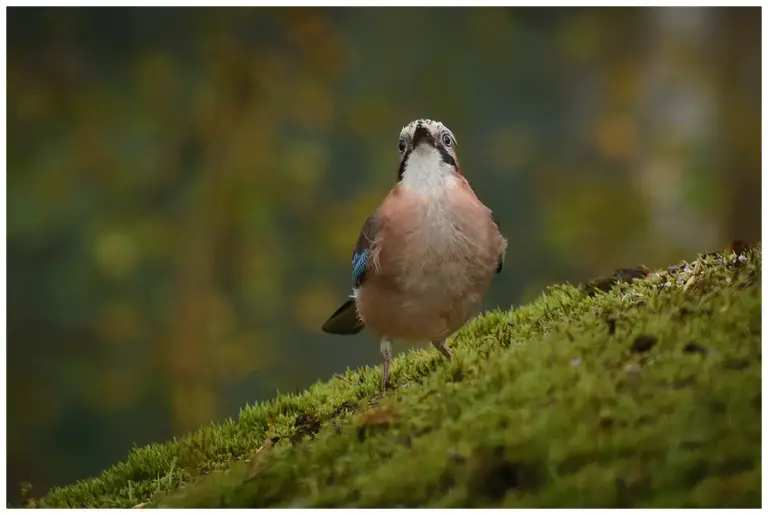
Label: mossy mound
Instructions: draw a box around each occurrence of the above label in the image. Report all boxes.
[30,246,762,508]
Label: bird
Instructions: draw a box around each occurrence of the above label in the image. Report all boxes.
[322,118,508,391]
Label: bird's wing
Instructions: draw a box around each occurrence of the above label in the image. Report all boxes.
[351,214,382,287]
[490,210,504,274]
[321,214,381,335]
[459,176,504,274]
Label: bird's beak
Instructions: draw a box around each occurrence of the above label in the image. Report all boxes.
[412,124,435,148]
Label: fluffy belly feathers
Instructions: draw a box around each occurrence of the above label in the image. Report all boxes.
[355,188,504,342]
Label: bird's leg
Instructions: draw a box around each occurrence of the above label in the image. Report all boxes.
[380,339,393,390]
[432,340,452,360]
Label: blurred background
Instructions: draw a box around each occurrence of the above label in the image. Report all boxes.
[7,6,760,503]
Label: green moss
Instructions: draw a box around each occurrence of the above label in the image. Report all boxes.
[30,246,762,508]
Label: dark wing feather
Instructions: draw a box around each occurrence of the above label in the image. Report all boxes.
[491,211,504,274]
[321,298,364,334]
[321,214,380,335]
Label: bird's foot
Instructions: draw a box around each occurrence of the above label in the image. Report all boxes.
[432,340,452,360]
[382,358,391,392]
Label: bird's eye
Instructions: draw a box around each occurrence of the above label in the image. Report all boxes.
[398,138,407,153]
[442,133,453,147]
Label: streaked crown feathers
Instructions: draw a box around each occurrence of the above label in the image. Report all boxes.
[399,118,458,147]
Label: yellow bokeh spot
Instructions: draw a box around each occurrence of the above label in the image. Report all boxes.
[94,231,138,280]
[294,286,340,332]
[596,114,636,160]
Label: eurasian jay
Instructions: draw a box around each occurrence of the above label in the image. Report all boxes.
[322,119,507,390]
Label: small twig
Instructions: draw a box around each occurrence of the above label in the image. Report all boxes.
[682,256,703,293]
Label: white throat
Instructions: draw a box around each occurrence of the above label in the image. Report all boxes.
[400,145,457,197]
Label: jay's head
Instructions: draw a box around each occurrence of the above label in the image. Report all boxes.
[396,119,460,188]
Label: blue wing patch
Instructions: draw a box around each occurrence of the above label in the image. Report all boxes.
[350,215,380,288]
[352,250,369,287]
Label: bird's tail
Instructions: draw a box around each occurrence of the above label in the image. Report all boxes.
[322,297,365,335]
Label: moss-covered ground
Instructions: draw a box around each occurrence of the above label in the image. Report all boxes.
[29,246,762,508]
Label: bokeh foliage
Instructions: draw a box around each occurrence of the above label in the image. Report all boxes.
[6,6,760,502]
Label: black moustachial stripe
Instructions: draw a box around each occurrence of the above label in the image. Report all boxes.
[397,150,411,181]
[436,144,456,168]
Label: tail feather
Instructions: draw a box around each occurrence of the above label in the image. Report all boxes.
[322,298,365,335]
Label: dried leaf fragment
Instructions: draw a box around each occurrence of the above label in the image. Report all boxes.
[247,438,273,479]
